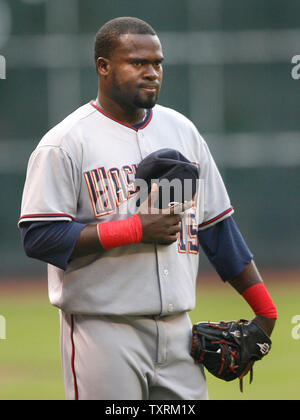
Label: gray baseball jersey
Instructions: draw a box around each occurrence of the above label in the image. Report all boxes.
[19,101,233,316]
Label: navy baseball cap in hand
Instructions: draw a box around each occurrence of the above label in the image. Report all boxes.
[135,148,199,209]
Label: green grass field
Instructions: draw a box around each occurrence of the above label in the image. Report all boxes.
[0,273,299,400]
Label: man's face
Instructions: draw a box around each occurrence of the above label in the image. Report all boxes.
[107,34,164,109]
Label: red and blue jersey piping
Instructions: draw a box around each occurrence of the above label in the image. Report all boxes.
[90,101,153,131]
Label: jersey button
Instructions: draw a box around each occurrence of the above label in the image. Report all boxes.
[168,304,174,313]
[163,269,169,276]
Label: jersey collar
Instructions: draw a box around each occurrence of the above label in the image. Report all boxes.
[90,100,153,132]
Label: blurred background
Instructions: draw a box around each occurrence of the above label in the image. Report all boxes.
[0,0,299,400]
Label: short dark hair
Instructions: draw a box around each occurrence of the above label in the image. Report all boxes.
[94,17,157,63]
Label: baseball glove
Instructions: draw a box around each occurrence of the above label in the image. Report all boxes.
[191,319,272,392]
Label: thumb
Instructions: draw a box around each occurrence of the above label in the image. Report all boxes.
[148,182,159,210]
[137,182,159,215]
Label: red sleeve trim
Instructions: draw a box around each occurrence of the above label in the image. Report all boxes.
[138,109,153,129]
[70,315,79,400]
[198,207,234,229]
[19,213,75,221]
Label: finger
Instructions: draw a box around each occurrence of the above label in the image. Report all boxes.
[160,213,182,224]
[168,233,179,242]
[168,200,194,215]
[170,214,183,225]
[182,200,194,212]
[168,224,181,234]
[168,201,182,215]
[137,183,159,215]
[159,234,178,245]
[149,182,159,203]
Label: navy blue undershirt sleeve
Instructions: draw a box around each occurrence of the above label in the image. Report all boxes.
[20,221,86,270]
[22,215,253,278]
[198,217,254,282]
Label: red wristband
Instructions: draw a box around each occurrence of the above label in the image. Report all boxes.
[97,215,143,250]
[242,283,277,319]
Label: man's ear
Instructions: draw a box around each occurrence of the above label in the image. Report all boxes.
[96,57,111,78]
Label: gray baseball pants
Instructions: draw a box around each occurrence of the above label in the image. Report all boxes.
[60,311,208,400]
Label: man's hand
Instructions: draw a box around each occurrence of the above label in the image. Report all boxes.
[137,183,193,245]
[71,183,193,259]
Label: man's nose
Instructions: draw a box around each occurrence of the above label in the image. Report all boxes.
[143,64,160,80]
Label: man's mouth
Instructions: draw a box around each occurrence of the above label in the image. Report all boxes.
[140,85,159,93]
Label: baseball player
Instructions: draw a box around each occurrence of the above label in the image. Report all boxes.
[19,17,277,400]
